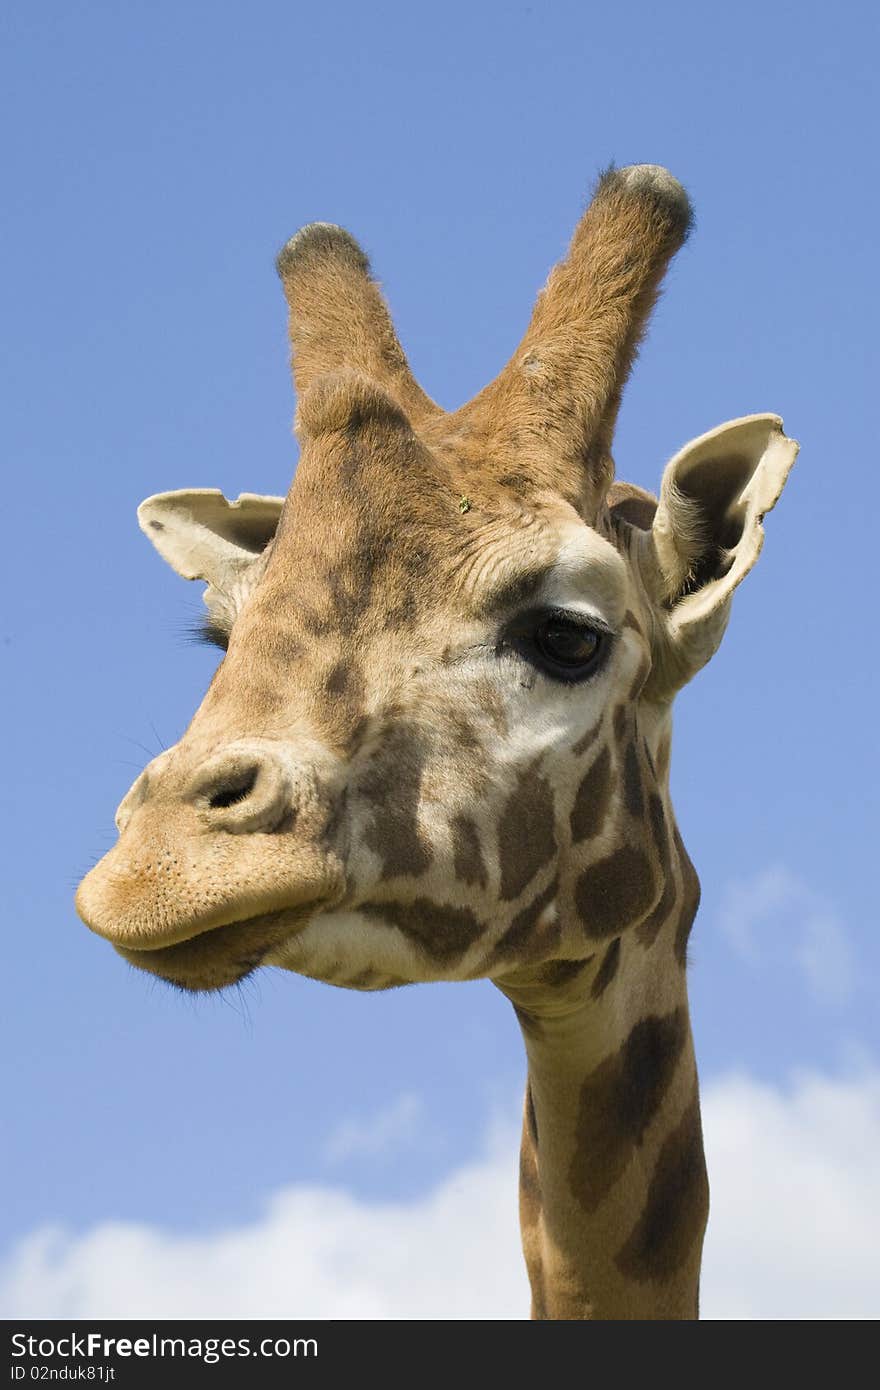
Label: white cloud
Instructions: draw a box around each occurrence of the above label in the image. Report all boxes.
[700,1068,880,1318]
[323,1092,424,1165]
[717,866,855,1006]
[2,1071,878,1320]
[0,1114,524,1322]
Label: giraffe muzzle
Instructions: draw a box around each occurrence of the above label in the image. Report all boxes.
[75,738,345,967]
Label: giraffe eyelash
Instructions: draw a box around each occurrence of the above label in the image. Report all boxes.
[190,618,230,652]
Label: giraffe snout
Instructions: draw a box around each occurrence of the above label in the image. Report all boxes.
[76,736,344,963]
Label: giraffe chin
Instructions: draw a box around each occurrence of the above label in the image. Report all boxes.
[114,908,310,993]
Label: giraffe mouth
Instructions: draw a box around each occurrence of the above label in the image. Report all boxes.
[114,907,309,992]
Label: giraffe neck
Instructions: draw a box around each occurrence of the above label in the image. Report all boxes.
[496,894,708,1319]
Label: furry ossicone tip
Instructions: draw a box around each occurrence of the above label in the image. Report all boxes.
[598,163,695,242]
[276,223,371,280]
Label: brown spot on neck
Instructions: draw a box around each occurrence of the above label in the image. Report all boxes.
[569,1007,689,1213]
[615,1088,708,1285]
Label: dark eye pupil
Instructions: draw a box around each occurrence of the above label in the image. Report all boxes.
[536,621,599,666]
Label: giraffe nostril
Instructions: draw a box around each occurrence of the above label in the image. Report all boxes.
[207,768,259,811]
[192,747,292,834]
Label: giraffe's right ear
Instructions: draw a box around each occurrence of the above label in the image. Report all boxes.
[618,415,798,698]
[137,490,284,633]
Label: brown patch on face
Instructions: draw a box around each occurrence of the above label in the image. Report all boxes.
[359,722,434,880]
[674,830,701,965]
[622,609,643,635]
[591,936,621,999]
[451,815,488,889]
[314,659,368,750]
[615,1090,709,1283]
[360,897,482,966]
[498,765,556,901]
[487,876,559,968]
[443,709,485,762]
[572,720,602,758]
[323,559,378,637]
[240,683,285,718]
[381,592,418,630]
[323,659,364,701]
[575,845,659,940]
[613,704,628,741]
[259,628,303,666]
[570,747,611,843]
[569,1008,688,1213]
[623,741,644,817]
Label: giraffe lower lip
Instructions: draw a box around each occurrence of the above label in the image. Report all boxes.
[115,909,300,991]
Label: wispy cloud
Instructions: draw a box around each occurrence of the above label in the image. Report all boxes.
[718,865,854,1005]
[2,1068,878,1320]
[323,1093,425,1165]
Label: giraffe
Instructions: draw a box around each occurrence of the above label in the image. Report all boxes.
[76,164,797,1320]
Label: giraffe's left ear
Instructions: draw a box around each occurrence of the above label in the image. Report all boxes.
[137,489,284,634]
[632,415,798,696]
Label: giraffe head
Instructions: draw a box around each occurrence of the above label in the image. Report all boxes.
[76,166,797,995]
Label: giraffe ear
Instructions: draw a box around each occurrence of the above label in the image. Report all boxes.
[137,490,284,633]
[639,415,798,696]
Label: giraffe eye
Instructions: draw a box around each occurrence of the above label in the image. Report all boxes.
[503,610,609,683]
[533,616,604,678]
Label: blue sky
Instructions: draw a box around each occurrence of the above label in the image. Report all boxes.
[2,1,877,1317]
